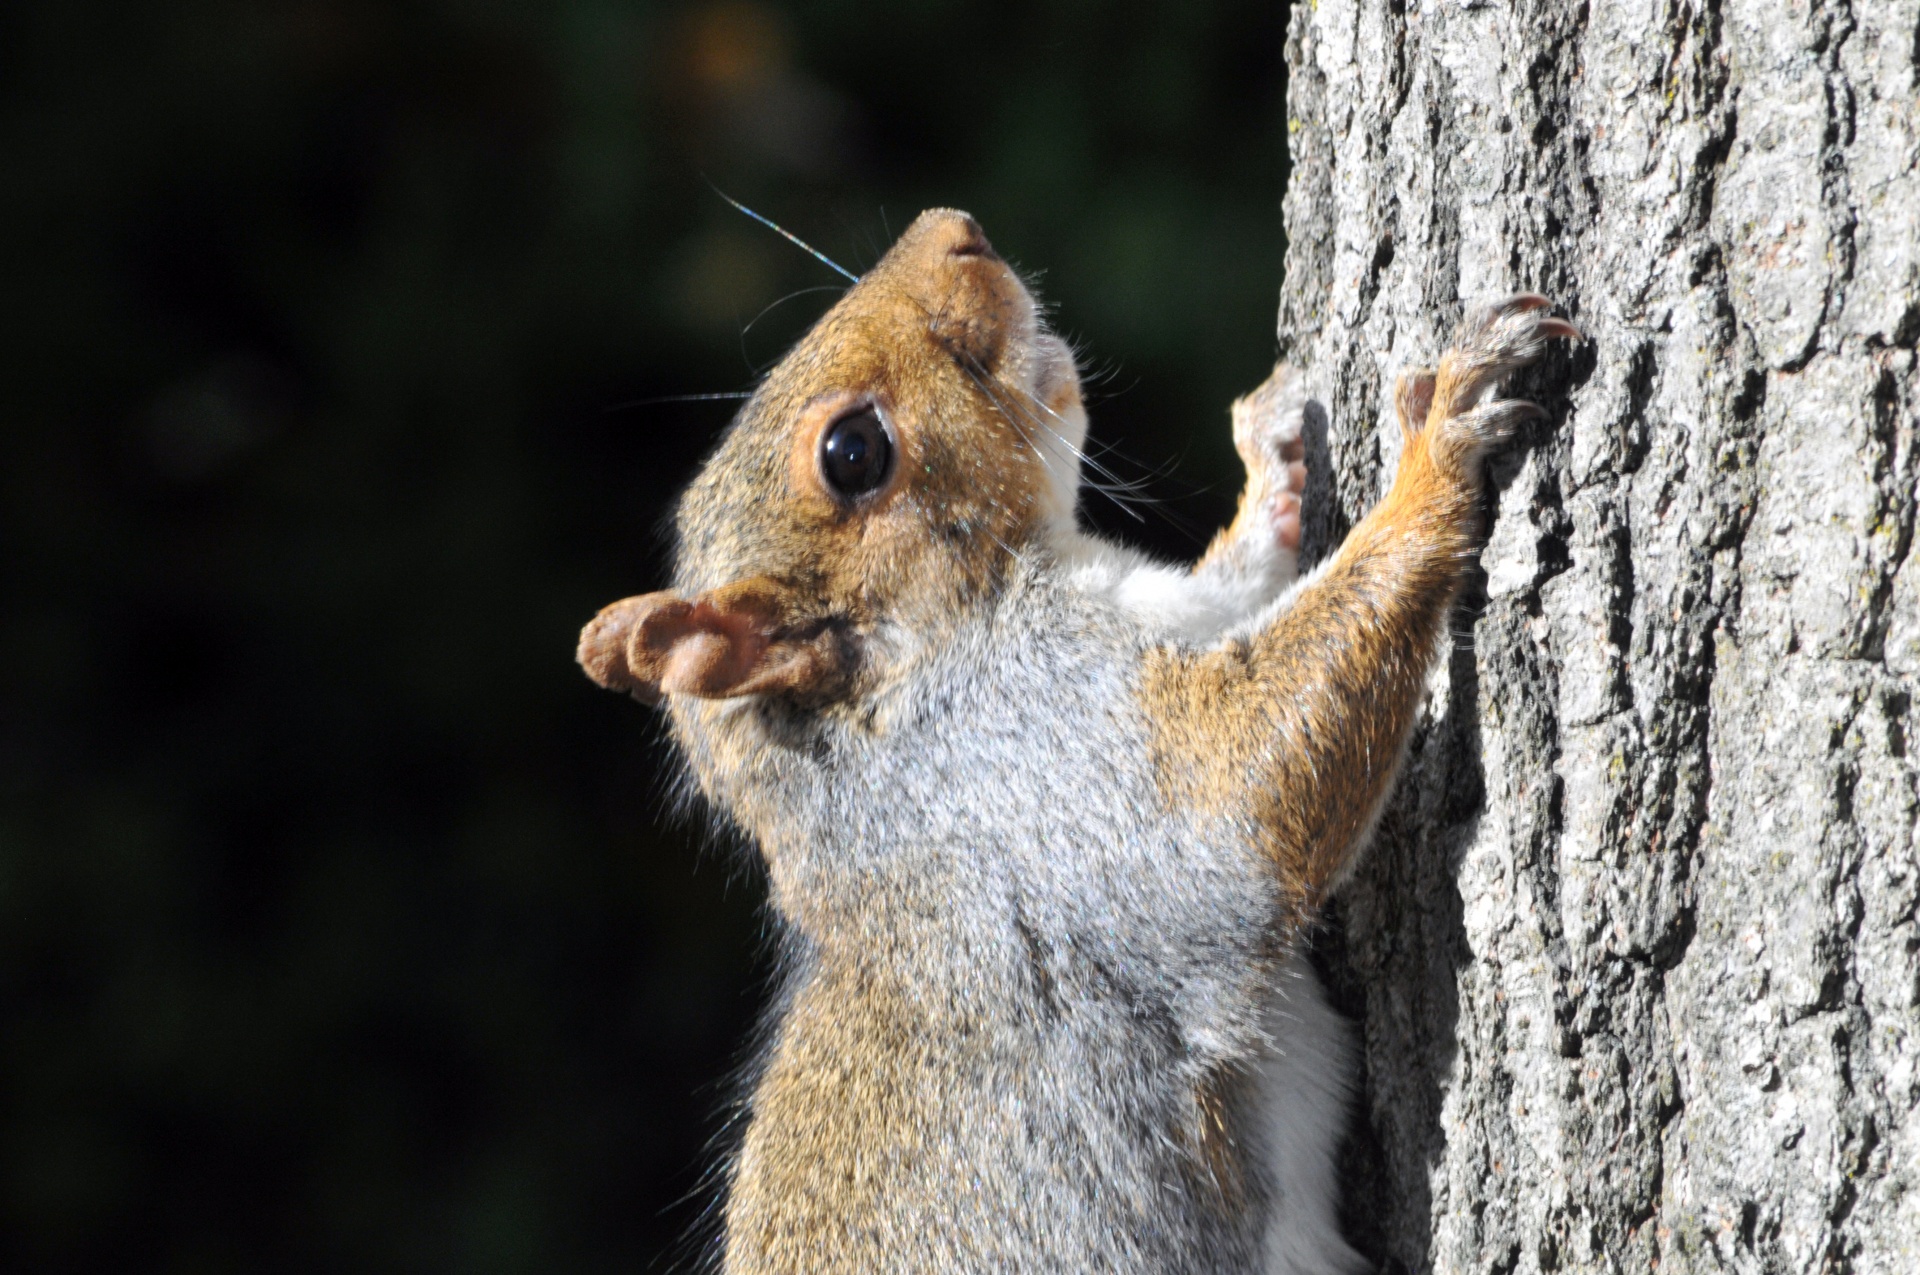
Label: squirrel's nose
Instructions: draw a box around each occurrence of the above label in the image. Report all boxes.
[942,215,993,259]
[862,208,1026,372]
[901,208,1000,267]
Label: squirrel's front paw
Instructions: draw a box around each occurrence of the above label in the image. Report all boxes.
[1230,366,1310,553]
[1421,294,1581,469]
[1433,294,1582,416]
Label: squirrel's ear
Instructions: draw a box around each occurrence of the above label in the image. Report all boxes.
[577,578,846,705]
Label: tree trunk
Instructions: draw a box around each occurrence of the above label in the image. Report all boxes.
[1275,1,1920,1271]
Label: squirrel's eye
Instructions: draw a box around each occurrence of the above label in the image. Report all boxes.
[819,406,893,501]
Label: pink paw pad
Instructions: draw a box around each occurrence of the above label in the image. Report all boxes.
[1273,451,1306,552]
[1230,366,1311,554]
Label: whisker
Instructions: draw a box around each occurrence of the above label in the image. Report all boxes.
[952,362,1067,483]
[1084,371,1143,401]
[965,368,1119,503]
[957,359,1149,524]
[994,368,1225,539]
[706,181,861,283]
[603,390,754,412]
[741,285,848,339]
[885,287,1194,531]
[993,370,1159,505]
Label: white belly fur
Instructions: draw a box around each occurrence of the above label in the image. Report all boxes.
[1254,955,1368,1275]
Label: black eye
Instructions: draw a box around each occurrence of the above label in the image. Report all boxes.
[819,406,894,500]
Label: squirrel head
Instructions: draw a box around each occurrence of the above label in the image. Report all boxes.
[580,209,1085,707]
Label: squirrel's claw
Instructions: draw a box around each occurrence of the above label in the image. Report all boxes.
[1411,294,1578,472]
[1534,316,1584,343]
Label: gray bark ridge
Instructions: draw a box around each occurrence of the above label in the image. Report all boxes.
[1277,1,1920,1272]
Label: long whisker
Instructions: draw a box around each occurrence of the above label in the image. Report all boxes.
[951,360,1070,488]
[707,181,860,283]
[957,359,1149,523]
[741,285,848,339]
[994,365,1228,548]
[920,306,1117,506]
[603,390,755,412]
[986,364,1167,507]
[970,371,1124,506]
[956,358,1079,466]
[1013,381,1195,503]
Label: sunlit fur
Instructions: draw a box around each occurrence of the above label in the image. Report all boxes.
[577,210,1575,1273]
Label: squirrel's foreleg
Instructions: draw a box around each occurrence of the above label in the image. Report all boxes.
[1188,365,1311,610]
[1140,297,1577,919]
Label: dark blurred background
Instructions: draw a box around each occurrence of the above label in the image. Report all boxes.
[0,2,1287,1269]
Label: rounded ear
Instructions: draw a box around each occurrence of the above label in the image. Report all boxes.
[577,579,847,705]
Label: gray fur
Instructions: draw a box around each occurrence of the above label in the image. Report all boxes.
[672,546,1363,1273]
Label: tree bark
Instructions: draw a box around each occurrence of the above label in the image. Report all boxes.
[1276,1,1920,1271]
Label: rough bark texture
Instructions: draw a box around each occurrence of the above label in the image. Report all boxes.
[1277,1,1920,1271]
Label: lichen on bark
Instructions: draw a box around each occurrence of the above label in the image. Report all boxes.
[1277,1,1920,1271]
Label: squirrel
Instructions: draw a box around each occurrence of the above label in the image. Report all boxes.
[578,209,1578,1274]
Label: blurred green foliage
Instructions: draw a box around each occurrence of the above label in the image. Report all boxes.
[0,1,1285,1269]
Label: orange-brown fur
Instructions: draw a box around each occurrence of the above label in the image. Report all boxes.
[1142,300,1575,920]
[1140,378,1487,916]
